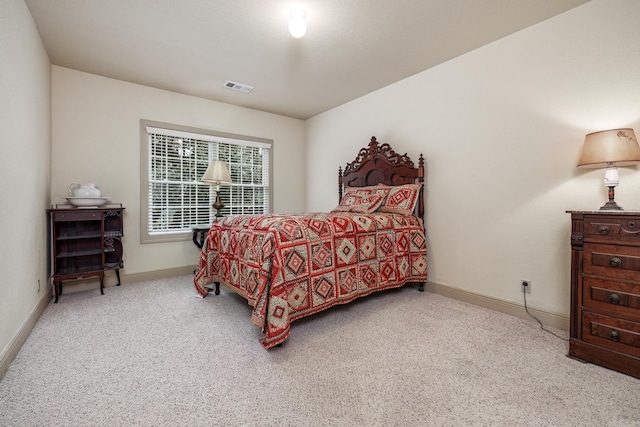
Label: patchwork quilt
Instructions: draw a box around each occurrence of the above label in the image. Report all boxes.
[194,212,428,348]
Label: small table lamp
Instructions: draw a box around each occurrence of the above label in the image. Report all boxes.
[201,160,232,217]
[577,128,640,210]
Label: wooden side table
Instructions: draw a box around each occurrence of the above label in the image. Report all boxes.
[191,223,220,294]
[48,204,125,302]
[191,224,211,249]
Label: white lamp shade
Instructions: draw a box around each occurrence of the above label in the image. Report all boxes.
[201,160,232,184]
[577,128,640,168]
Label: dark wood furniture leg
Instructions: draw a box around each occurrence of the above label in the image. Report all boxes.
[205,282,221,295]
[53,279,60,303]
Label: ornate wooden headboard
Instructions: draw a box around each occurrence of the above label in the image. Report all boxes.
[338,136,425,219]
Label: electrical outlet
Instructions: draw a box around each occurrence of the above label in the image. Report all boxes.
[521,280,531,294]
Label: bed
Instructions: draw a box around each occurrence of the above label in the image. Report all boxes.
[194,136,427,348]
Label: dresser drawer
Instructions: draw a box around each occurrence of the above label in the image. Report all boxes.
[53,211,102,222]
[582,311,640,358]
[583,243,640,281]
[583,277,640,320]
[584,216,640,245]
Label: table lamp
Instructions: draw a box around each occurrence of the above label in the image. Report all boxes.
[201,160,232,217]
[577,128,640,210]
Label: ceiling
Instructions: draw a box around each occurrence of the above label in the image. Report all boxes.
[25,0,590,120]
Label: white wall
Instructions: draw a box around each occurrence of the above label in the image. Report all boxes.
[52,67,306,276]
[4,0,636,368]
[306,0,640,317]
[0,0,51,368]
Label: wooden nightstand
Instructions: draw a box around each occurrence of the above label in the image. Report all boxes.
[567,210,640,378]
[191,223,212,249]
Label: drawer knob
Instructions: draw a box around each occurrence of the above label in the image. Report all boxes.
[609,293,621,304]
[609,330,620,341]
[609,256,622,268]
[628,221,637,229]
[599,225,610,234]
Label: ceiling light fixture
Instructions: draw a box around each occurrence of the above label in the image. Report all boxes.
[289,7,306,38]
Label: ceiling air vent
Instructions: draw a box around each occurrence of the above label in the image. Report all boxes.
[223,81,253,93]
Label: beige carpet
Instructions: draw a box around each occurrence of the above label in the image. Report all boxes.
[1,275,639,426]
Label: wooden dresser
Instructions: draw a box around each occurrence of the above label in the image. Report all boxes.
[568,210,640,378]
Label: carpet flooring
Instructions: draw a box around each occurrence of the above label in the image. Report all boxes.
[0,275,639,426]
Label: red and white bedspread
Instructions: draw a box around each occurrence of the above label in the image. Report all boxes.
[194,212,427,348]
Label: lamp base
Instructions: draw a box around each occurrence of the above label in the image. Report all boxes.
[599,186,623,210]
[212,190,225,217]
[600,202,623,210]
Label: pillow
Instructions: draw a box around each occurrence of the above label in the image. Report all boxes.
[377,183,422,215]
[343,185,391,200]
[332,187,390,214]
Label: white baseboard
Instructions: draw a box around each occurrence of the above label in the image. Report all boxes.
[0,265,196,380]
[120,265,195,284]
[48,265,196,295]
[425,280,569,331]
[0,287,52,380]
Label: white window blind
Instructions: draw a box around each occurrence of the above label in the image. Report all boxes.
[144,124,271,239]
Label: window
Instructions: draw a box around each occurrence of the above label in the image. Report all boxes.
[140,120,272,243]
